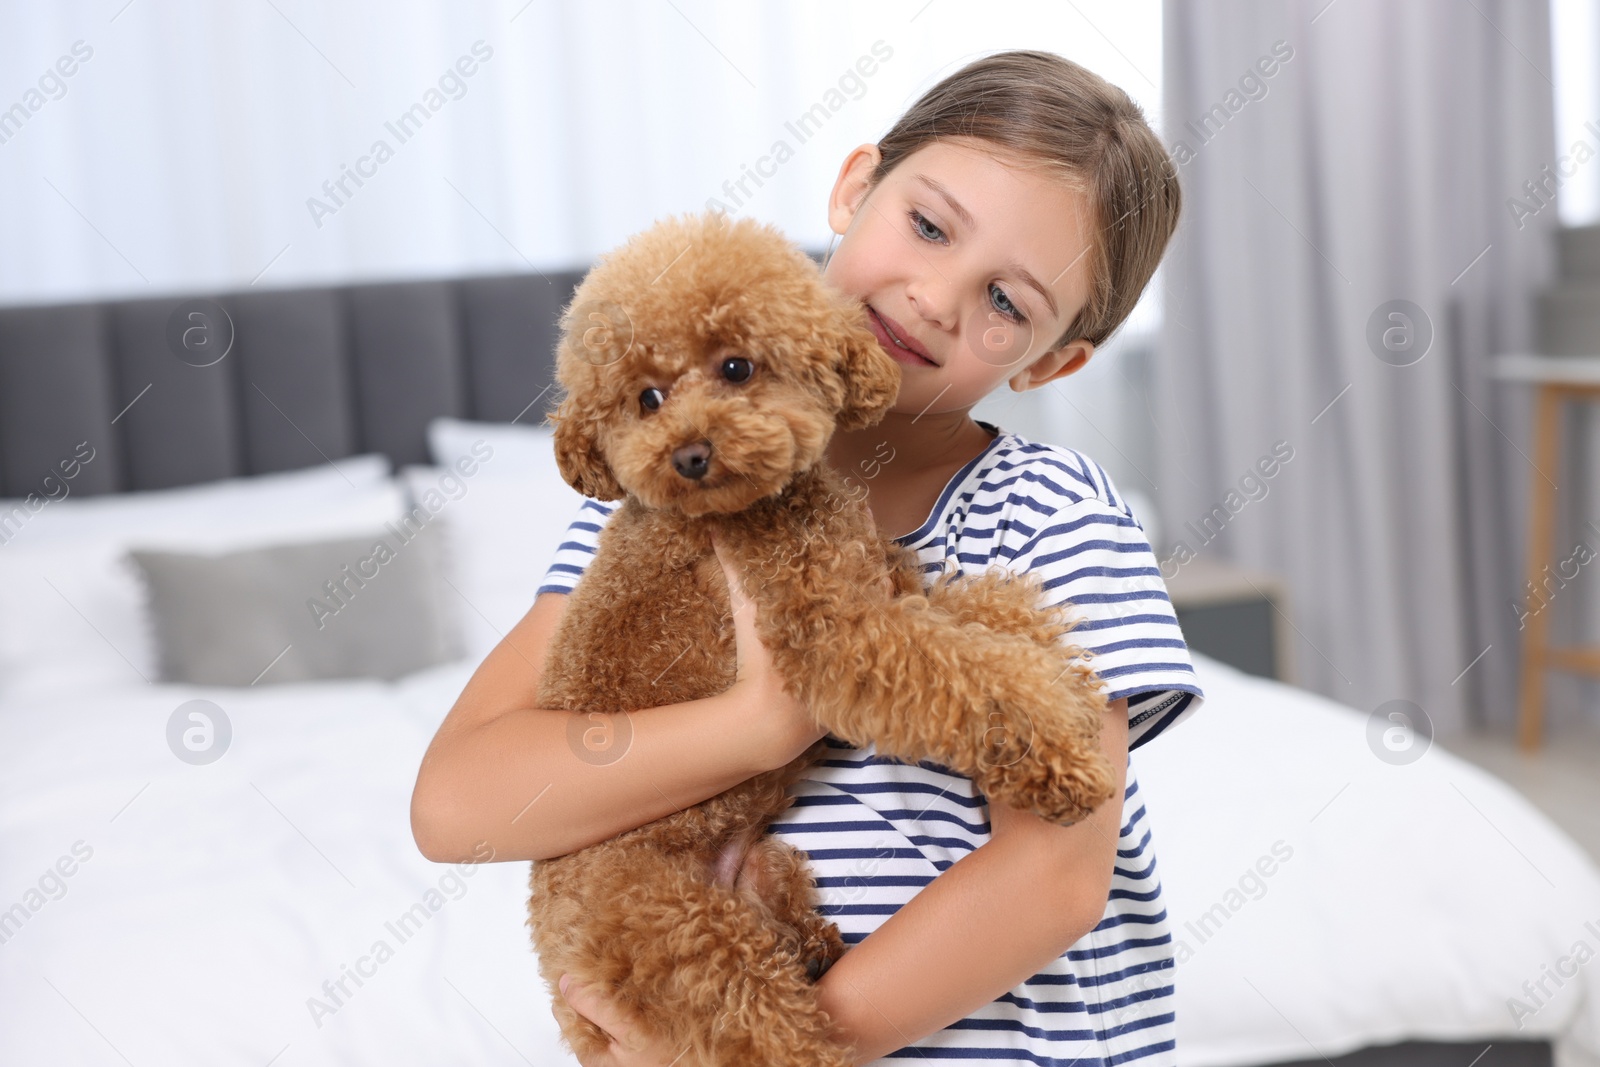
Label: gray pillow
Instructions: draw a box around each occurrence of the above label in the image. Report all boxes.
[127,525,461,685]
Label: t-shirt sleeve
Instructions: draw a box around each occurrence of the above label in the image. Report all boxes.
[535,497,621,597]
[995,491,1204,750]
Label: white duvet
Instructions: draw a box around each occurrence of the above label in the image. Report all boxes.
[0,662,571,1066]
[1136,657,1600,1067]
[2,653,1598,1067]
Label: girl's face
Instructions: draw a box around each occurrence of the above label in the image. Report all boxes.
[823,136,1098,418]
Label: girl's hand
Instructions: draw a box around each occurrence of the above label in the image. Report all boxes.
[557,974,681,1067]
[710,530,826,765]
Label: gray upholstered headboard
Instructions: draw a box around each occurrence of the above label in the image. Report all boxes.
[0,267,588,498]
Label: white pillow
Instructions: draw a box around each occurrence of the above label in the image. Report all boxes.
[0,460,409,700]
[401,458,587,663]
[426,416,554,478]
[0,453,391,552]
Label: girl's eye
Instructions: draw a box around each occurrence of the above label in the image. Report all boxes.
[907,208,1026,324]
[908,209,945,243]
[639,387,665,412]
[989,283,1027,325]
[720,356,753,383]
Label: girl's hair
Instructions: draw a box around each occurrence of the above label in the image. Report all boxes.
[870,50,1181,351]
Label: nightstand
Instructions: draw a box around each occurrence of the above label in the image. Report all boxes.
[1164,560,1292,683]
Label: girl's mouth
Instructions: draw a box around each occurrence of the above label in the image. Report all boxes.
[867,306,937,367]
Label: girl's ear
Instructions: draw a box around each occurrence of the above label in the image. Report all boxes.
[549,397,625,501]
[1009,340,1095,392]
[833,316,902,431]
[827,143,883,238]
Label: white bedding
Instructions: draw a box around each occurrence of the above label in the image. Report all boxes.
[0,662,572,1066]
[1136,656,1600,1067]
[2,653,1598,1066]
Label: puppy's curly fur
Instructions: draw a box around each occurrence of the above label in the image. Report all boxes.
[529,212,1115,1066]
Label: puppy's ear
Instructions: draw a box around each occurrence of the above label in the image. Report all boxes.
[548,397,625,501]
[833,318,902,431]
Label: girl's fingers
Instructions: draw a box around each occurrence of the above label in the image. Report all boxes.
[710,534,751,614]
[560,976,638,1054]
[575,1043,619,1067]
[561,975,682,1067]
[712,539,758,683]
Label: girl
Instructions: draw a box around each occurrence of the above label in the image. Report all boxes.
[411,49,1203,1067]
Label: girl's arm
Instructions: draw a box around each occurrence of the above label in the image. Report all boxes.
[409,540,825,864]
[556,698,1132,1067]
[814,697,1130,1064]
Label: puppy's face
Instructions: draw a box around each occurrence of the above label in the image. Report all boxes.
[549,213,900,516]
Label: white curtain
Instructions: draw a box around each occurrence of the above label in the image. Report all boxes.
[2,0,910,302]
[1156,0,1572,734]
[0,1,1160,307]
[2,0,1183,483]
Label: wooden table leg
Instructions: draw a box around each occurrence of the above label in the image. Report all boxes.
[1516,384,1563,752]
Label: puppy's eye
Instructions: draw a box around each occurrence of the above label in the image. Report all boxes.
[720,357,753,383]
[640,387,665,412]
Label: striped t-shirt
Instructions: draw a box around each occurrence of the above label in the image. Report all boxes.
[536,419,1205,1065]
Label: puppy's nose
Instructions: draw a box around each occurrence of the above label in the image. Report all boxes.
[671,440,713,480]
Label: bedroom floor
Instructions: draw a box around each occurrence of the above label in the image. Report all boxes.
[1441,725,1600,863]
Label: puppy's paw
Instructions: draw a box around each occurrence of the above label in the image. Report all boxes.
[971,655,1116,824]
[976,743,1118,825]
[797,914,846,983]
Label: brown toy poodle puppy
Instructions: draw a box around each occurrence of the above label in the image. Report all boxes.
[530,211,1115,1066]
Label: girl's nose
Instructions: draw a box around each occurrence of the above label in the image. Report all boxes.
[904,272,959,333]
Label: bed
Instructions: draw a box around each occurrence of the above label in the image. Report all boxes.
[2,275,1598,1067]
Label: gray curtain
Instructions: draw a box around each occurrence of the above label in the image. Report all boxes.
[1156,0,1565,735]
